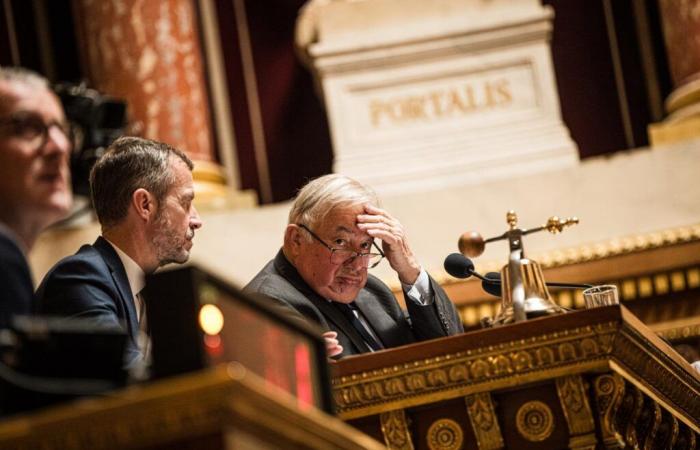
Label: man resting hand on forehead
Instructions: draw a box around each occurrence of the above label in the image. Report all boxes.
[244,174,463,359]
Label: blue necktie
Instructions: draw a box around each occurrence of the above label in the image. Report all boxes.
[335,302,383,352]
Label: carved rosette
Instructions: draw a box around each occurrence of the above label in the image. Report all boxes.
[380,409,415,450]
[515,401,555,442]
[465,392,504,450]
[333,323,616,416]
[426,418,464,450]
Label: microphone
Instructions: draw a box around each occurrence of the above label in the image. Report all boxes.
[482,272,502,297]
[444,253,592,297]
[480,272,592,297]
[444,253,491,282]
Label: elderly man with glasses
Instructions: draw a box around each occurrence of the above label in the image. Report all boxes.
[0,67,72,329]
[245,174,463,358]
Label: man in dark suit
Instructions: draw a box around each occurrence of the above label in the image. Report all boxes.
[0,67,72,329]
[35,137,203,368]
[245,174,463,358]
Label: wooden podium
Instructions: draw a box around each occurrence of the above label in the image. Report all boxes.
[332,305,700,449]
[0,363,384,450]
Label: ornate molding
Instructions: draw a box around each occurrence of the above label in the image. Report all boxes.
[380,409,414,450]
[615,325,700,425]
[434,223,700,287]
[333,322,617,417]
[456,263,700,328]
[465,392,504,450]
[555,375,596,448]
[593,373,626,449]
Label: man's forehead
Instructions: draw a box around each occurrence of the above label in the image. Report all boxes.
[0,82,61,116]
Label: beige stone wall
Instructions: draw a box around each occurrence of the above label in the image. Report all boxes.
[29,139,700,292]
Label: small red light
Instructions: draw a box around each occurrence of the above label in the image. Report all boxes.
[203,334,223,358]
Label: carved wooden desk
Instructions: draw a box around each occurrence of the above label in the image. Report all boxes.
[332,305,700,449]
[0,364,385,450]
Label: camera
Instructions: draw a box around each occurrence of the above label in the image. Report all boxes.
[54,83,128,197]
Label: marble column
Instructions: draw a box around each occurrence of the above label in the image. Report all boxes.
[297,0,578,196]
[72,0,233,205]
[659,0,700,130]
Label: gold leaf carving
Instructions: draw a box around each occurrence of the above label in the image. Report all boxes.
[556,375,595,437]
[426,419,464,450]
[515,401,555,442]
[380,409,414,450]
[593,374,626,449]
[465,392,504,450]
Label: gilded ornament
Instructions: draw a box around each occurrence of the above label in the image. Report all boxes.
[380,409,414,450]
[515,401,555,442]
[426,419,464,450]
[593,374,626,449]
[555,375,595,437]
[465,392,504,450]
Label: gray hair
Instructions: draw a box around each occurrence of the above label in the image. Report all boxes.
[90,136,193,229]
[289,174,379,229]
[0,67,49,109]
[0,66,48,88]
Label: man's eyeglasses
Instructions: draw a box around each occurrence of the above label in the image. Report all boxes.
[297,223,385,268]
[0,112,71,151]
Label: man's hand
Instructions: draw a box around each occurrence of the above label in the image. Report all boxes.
[692,360,700,374]
[323,330,343,358]
[357,204,421,284]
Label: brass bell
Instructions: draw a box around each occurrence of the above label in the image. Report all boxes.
[491,257,566,325]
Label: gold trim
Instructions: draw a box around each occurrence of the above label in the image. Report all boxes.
[458,263,700,327]
[555,375,595,439]
[465,392,504,450]
[380,409,414,450]
[0,364,384,450]
[333,310,700,431]
[515,400,554,442]
[593,373,626,449]
[333,322,618,418]
[623,386,644,448]
[651,316,700,342]
[426,418,463,450]
[434,224,700,287]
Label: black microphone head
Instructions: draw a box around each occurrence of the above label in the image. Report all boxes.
[444,253,475,279]
[481,272,502,297]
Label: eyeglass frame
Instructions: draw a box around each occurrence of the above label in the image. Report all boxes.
[297,223,385,269]
[0,111,72,151]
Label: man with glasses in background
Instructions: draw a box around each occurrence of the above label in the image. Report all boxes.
[0,67,72,329]
[244,174,463,358]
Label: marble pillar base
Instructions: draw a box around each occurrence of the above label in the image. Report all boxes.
[301,0,578,195]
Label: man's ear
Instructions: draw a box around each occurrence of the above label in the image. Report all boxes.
[132,188,156,221]
[284,224,303,256]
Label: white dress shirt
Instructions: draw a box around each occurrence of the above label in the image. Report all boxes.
[104,238,149,360]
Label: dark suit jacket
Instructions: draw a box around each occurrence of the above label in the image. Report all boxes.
[244,250,463,357]
[34,236,141,367]
[0,227,33,330]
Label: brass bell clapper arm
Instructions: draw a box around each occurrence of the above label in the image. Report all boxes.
[457,211,579,326]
